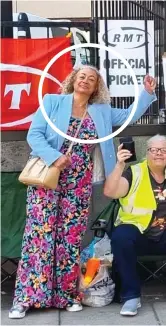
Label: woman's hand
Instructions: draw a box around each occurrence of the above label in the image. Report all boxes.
[117,144,132,167]
[143,75,156,94]
[53,155,72,170]
[104,144,130,198]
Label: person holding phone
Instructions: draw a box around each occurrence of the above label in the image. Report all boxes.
[104,134,166,316]
[119,137,137,163]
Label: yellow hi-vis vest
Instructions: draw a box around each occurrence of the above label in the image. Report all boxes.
[115,160,157,233]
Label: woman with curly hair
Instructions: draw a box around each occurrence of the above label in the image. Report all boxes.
[9,65,156,318]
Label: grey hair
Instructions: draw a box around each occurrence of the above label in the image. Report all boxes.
[147,134,166,149]
[60,64,110,104]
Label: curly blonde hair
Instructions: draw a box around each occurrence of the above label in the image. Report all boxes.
[60,65,110,104]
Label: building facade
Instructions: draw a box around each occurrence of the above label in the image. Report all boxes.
[12,0,91,19]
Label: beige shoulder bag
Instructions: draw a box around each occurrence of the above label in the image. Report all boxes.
[18,110,87,190]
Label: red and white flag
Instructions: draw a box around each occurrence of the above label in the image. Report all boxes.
[1,36,72,130]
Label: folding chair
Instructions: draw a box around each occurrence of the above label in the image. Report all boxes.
[1,258,19,285]
[137,255,166,283]
[91,199,120,236]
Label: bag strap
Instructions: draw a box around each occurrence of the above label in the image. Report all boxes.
[66,108,88,155]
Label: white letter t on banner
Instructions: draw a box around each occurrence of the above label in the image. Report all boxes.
[4,83,31,109]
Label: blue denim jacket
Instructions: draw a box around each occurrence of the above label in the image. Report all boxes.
[27,90,157,179]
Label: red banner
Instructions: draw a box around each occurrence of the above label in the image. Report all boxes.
[1,37,72,130]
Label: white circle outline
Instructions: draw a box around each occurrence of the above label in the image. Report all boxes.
[38,43,139,144]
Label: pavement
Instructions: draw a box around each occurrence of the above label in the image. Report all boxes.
[1,279,166,326]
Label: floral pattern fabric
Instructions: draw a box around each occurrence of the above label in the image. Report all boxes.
[13,116,98,309]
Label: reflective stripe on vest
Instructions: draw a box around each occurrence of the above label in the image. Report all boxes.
[121,206,153,215]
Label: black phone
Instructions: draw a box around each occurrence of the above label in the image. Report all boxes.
[119,137,137,163]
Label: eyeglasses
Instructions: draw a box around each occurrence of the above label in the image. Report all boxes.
[148,147,166,154]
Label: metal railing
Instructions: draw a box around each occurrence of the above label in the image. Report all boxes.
[91,0,166,125]
[1,19,93,67]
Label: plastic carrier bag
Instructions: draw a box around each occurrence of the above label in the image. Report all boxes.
[80,265,115,307]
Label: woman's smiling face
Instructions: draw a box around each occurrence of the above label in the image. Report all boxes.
[73,67,98,97]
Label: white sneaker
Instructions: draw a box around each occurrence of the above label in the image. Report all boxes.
[120,298,141,316]
[9,304,28,319]
[66,303,83,312]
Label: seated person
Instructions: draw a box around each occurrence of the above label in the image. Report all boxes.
[104,134,166,316]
